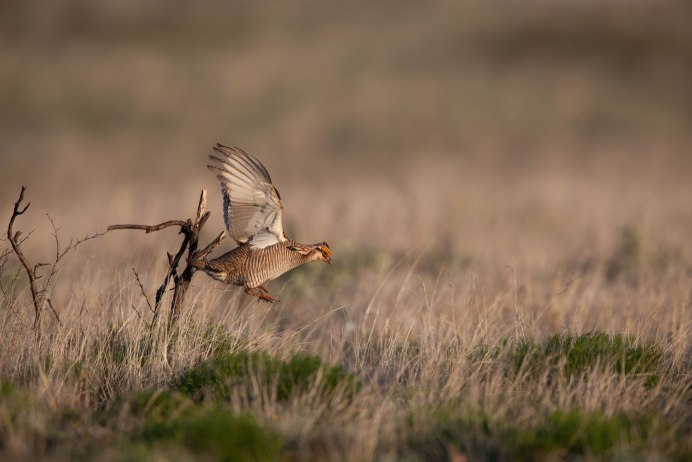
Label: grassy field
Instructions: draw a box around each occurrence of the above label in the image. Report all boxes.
[1,0,691,460]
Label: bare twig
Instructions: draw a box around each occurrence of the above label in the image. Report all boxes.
[108,189,218,331]
[35,215,106,306]
[153,228,191,327]
[17,229,35,246]
[130,304,143,321]
[46,299,62,326]
[197,212,211,232]
[194,231,226,261]
[33,262,49,276]
[4,187,106,336]
[108,216,194,329]
[195,189,207,225]
[132,267,153,313]
[7,186,43,332]
[47,214,107,263]
[107,220,187,234]
[0,247,12,261]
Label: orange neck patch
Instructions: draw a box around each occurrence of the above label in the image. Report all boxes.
[320,245,331,257]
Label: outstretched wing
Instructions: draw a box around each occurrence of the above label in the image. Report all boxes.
[208,144,286,248]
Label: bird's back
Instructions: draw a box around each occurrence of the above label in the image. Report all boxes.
[205,240,308,288]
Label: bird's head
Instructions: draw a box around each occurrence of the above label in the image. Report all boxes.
[289,241,332,264]
[311,241,332,264]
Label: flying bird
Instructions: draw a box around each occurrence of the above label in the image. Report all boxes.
[190,144,331,303]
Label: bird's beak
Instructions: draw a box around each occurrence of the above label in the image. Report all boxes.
[327,256,332,265]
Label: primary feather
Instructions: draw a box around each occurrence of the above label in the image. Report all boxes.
[208,144,286,248]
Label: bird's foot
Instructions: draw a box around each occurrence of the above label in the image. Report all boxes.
[258,293,280,304]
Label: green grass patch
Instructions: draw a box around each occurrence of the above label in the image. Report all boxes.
[173,351,361,402]
[411,408,681,461]
[140,407,281,462]
[0,381,92,459]
[104,390,282,461]
[126,390,194,425]
[98,349,361,461]
[509,410,672,460]
[543,332,662,378]
[476,332,665,387]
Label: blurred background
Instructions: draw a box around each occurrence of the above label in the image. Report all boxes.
[1,0,691,271]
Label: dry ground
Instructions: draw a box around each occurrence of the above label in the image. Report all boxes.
[0,1,690,460]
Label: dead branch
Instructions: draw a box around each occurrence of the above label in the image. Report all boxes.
[132,267,153,313]
[46,299,62,326]
[47,214,107,263]
[152,225,190,327]
[107,220,187,234]
[193,231,226,261]
[0,247,12,261]
[7,186,43,331]
[108,189,221,331]
[36,215,107,305]
[4,186,106,336]
[195,189,207,224]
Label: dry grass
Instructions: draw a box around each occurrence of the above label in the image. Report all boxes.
[1,0,691,460]
[0,174,689,460]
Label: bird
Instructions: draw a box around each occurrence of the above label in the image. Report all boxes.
[189,144,331,303]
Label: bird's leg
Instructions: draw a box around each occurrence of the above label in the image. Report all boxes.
[245,286,280,303]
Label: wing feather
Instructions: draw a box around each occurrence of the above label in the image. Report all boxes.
[208,144,286,248]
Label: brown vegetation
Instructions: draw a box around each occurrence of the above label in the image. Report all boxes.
[0,0,690,460]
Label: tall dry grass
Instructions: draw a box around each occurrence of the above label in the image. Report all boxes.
[1,0,691,460]
[0,159,689,459]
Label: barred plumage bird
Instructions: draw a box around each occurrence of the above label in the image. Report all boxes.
[190,144,331,303]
